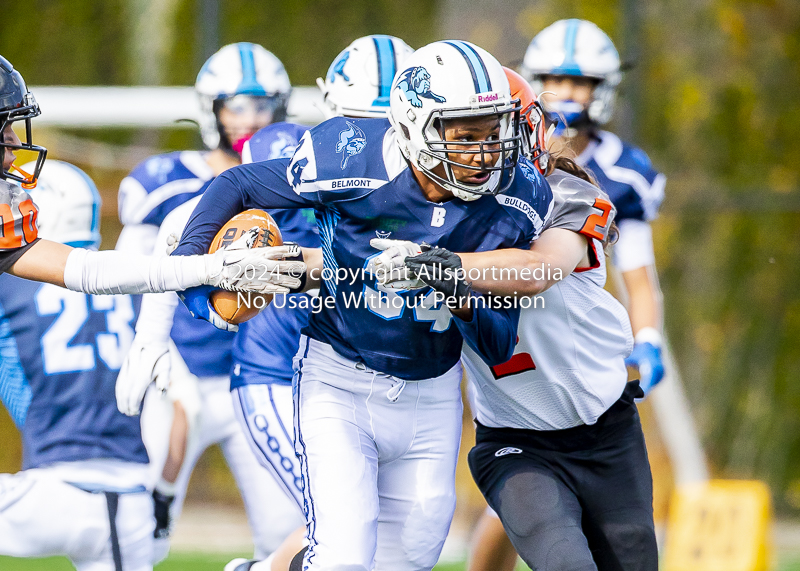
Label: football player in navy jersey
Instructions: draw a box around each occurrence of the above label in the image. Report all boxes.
[0,56,292,297]
[0,161,155,571]
[112,43,304,561]
[223,35,414,571]
[168,40,551,571]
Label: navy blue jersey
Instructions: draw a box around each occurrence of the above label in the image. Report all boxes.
[170,303,235,378]
[118,150,214,228]
[246,122,320,249]
[246,122,312,163]
[231,293,313,389]
[0,275,147,469]
[578,131,666,222]
[231,122,319,388]
[176,117,552,380]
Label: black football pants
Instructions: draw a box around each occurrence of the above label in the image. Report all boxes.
[468,382,658,571]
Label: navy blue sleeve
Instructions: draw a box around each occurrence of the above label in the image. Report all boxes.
[172,159,313,256]
[454,295,520,366]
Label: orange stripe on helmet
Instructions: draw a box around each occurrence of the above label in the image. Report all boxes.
[503,67,536,109]
[503,67,549,174]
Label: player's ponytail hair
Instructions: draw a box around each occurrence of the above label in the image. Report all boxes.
[546,154,619,250]
[546,154,597,185]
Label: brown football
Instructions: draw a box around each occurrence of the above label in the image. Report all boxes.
[208,209,283,325]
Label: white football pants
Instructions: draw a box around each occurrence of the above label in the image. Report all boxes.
[293,336,463,571]
[232,383,306,511]
[141,376,302,561]
[0,465,153,571]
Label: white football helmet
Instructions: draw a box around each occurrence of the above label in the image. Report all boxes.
[195,42,292,151]
[21,159,101,249]
[317,35,414,119]
[520,19,621,126]
[388,40,521,201]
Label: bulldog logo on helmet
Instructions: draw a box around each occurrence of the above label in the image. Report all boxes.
[336,121,367,169]
[330,51,350,83]
[396,66,446,108]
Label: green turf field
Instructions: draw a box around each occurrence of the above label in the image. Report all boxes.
[0,553,468,571]
[2,553,800,571]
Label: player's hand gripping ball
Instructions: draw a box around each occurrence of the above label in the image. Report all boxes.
[208,209,300,324]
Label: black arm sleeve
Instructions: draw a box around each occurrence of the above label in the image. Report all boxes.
[0,238,39,275]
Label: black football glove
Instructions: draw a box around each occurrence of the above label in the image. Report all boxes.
[404,247,472,308]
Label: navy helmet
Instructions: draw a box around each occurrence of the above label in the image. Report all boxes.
[0,56,46,186]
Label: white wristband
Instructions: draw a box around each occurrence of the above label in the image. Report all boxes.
[634,326,663,347]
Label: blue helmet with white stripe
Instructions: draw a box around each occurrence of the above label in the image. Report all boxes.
[21,160,101,249]
[389,40,521,202]
[195,43,292,151]
[520,19,621,126]
[316,35,414,119]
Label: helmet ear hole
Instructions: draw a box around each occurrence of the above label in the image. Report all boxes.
[399,123,411,140]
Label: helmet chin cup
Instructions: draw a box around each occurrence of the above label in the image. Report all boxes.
[419,152,438,170]
[451,187,484,201]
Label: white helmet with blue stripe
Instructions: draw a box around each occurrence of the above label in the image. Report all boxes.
[520,19,621,125]
[21,159,102,249]
[389,40,521,202]
[195,42,292,151]
[317,35,414,119]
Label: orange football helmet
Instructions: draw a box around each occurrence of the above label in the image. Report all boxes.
[503,67,548,174]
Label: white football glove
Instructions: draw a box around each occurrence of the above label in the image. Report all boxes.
[166,233,180,255]
[116,336,171,416]
[366,238,427,290]
[203,228,307,294]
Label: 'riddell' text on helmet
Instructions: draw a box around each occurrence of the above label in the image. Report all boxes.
[388,41,521,202]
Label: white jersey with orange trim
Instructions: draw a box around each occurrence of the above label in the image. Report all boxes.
[463,169,634,431]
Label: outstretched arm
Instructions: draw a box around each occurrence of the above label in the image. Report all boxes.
[10,239,210,293]
[459,228,590,297]
[8,233,302,296]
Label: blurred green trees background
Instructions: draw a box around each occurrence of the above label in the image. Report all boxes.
[1,0,799,513]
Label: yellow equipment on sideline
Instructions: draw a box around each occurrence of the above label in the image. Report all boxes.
[664,480,772,571]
